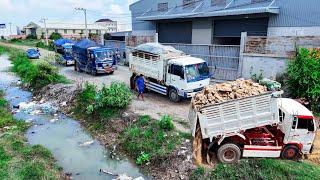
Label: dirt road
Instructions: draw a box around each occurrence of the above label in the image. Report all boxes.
[0,42,191,132]
[59,66,190,131]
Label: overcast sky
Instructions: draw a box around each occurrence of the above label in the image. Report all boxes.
[0,0,138,35]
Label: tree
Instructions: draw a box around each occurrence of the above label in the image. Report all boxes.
[49,32,62,40]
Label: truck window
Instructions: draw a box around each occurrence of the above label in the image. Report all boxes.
[292,117,297,129]
[279,109,285,123]
[169,64,184,79]
[297,118,315,132]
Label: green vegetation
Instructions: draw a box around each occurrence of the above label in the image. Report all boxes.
[74,82,133,121]
[287,48,320,112]
[26,34,37,40]
[191,159,320,180]
[49,32,62,40]
[0,45,68,90]
[120,115,184,166]
[0,90,61,179]
[8,38,54,51]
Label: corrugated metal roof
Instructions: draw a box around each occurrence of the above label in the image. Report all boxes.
[137,0,279,21]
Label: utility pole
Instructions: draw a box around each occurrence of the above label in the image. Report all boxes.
[75,8,88,39]
[40,18,48,45]
[9,22,12,35]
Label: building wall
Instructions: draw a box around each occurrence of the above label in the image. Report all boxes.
[268,0,320,36]
[192,19,212,44]
[241,54,288,79]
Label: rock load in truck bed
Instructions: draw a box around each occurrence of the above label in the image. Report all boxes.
[192,79,267,110]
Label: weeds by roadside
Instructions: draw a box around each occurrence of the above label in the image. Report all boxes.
[74,82,132,121]
[0,45,68,90]
[190,158,320,180]
[120,115,184,166]
[0,90,61,179]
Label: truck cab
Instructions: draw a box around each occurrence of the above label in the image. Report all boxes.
[61,43,74,65]
[166,57,211,100]
[129,43,211,102]
[80,47,114,75]
[277,98,317,155]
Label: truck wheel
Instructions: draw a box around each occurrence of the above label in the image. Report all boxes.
[91,69,98,76]
[281,145,300,160]
[217,143,241,164]
[169,88,180,102]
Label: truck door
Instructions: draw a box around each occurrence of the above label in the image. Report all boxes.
[289,116,316,154]
[88,52,95,71]
[168,64,186,94]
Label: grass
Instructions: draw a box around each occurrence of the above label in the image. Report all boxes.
[0,90,61,179]
[6,39,55,51]
[120,115,185,166]
[190,159,320,180]
[0,45,68,90]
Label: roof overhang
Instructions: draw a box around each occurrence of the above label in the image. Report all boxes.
[137,7,279,21]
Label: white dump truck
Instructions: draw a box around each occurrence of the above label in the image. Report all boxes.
[189,91,317,164]
[129,43,211,102]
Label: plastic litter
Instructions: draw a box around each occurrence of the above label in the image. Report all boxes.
[259,78,282,91]
[78,140,94,147]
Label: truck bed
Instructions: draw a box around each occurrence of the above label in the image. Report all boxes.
[129,55,166,81]
[189,92,279,139]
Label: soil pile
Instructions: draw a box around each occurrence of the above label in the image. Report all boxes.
[34,83,81,113]
[192,79,268,110]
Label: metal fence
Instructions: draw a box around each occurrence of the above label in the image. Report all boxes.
[163,43,240,81]
[104,40,126,62]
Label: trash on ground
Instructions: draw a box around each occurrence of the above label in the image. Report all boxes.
[17,101,57,115]
[78,140,94,147]
[50,118,59,123]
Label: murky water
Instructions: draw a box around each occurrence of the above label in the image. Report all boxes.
[0,55,145,180]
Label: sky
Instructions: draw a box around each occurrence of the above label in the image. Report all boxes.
[0,0,138,35]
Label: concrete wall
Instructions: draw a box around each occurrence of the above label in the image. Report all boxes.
[192,19,212,44]
[241,54,288,79]
[268,27,320,37]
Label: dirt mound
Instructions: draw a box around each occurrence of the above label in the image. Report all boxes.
[192,79,267,110]
[148,139,196,179]
[34,83,81,113]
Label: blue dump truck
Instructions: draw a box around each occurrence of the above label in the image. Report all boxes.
[54,39,76,66]
[73,39,115,76]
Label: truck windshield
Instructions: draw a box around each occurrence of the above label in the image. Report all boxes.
[185,62,210,82]
[64,48,72,56]
[96,51,112,61]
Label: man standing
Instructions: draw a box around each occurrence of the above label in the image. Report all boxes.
[136,74,145,101]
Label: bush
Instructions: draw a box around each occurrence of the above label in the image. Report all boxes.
[159,115,174,131]
[97,82,132,109]
[287,48,320,111]
[75,82,132,119]
[26,34,37,40]
[8,48,67,90]
[49,32,62,40]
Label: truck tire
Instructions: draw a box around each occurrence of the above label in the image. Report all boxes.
[169,88,180,102]
[91,69,97,76]
[281,145,300,160]
[217,143,241,164]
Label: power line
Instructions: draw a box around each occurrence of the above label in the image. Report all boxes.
[75,7,88,39]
